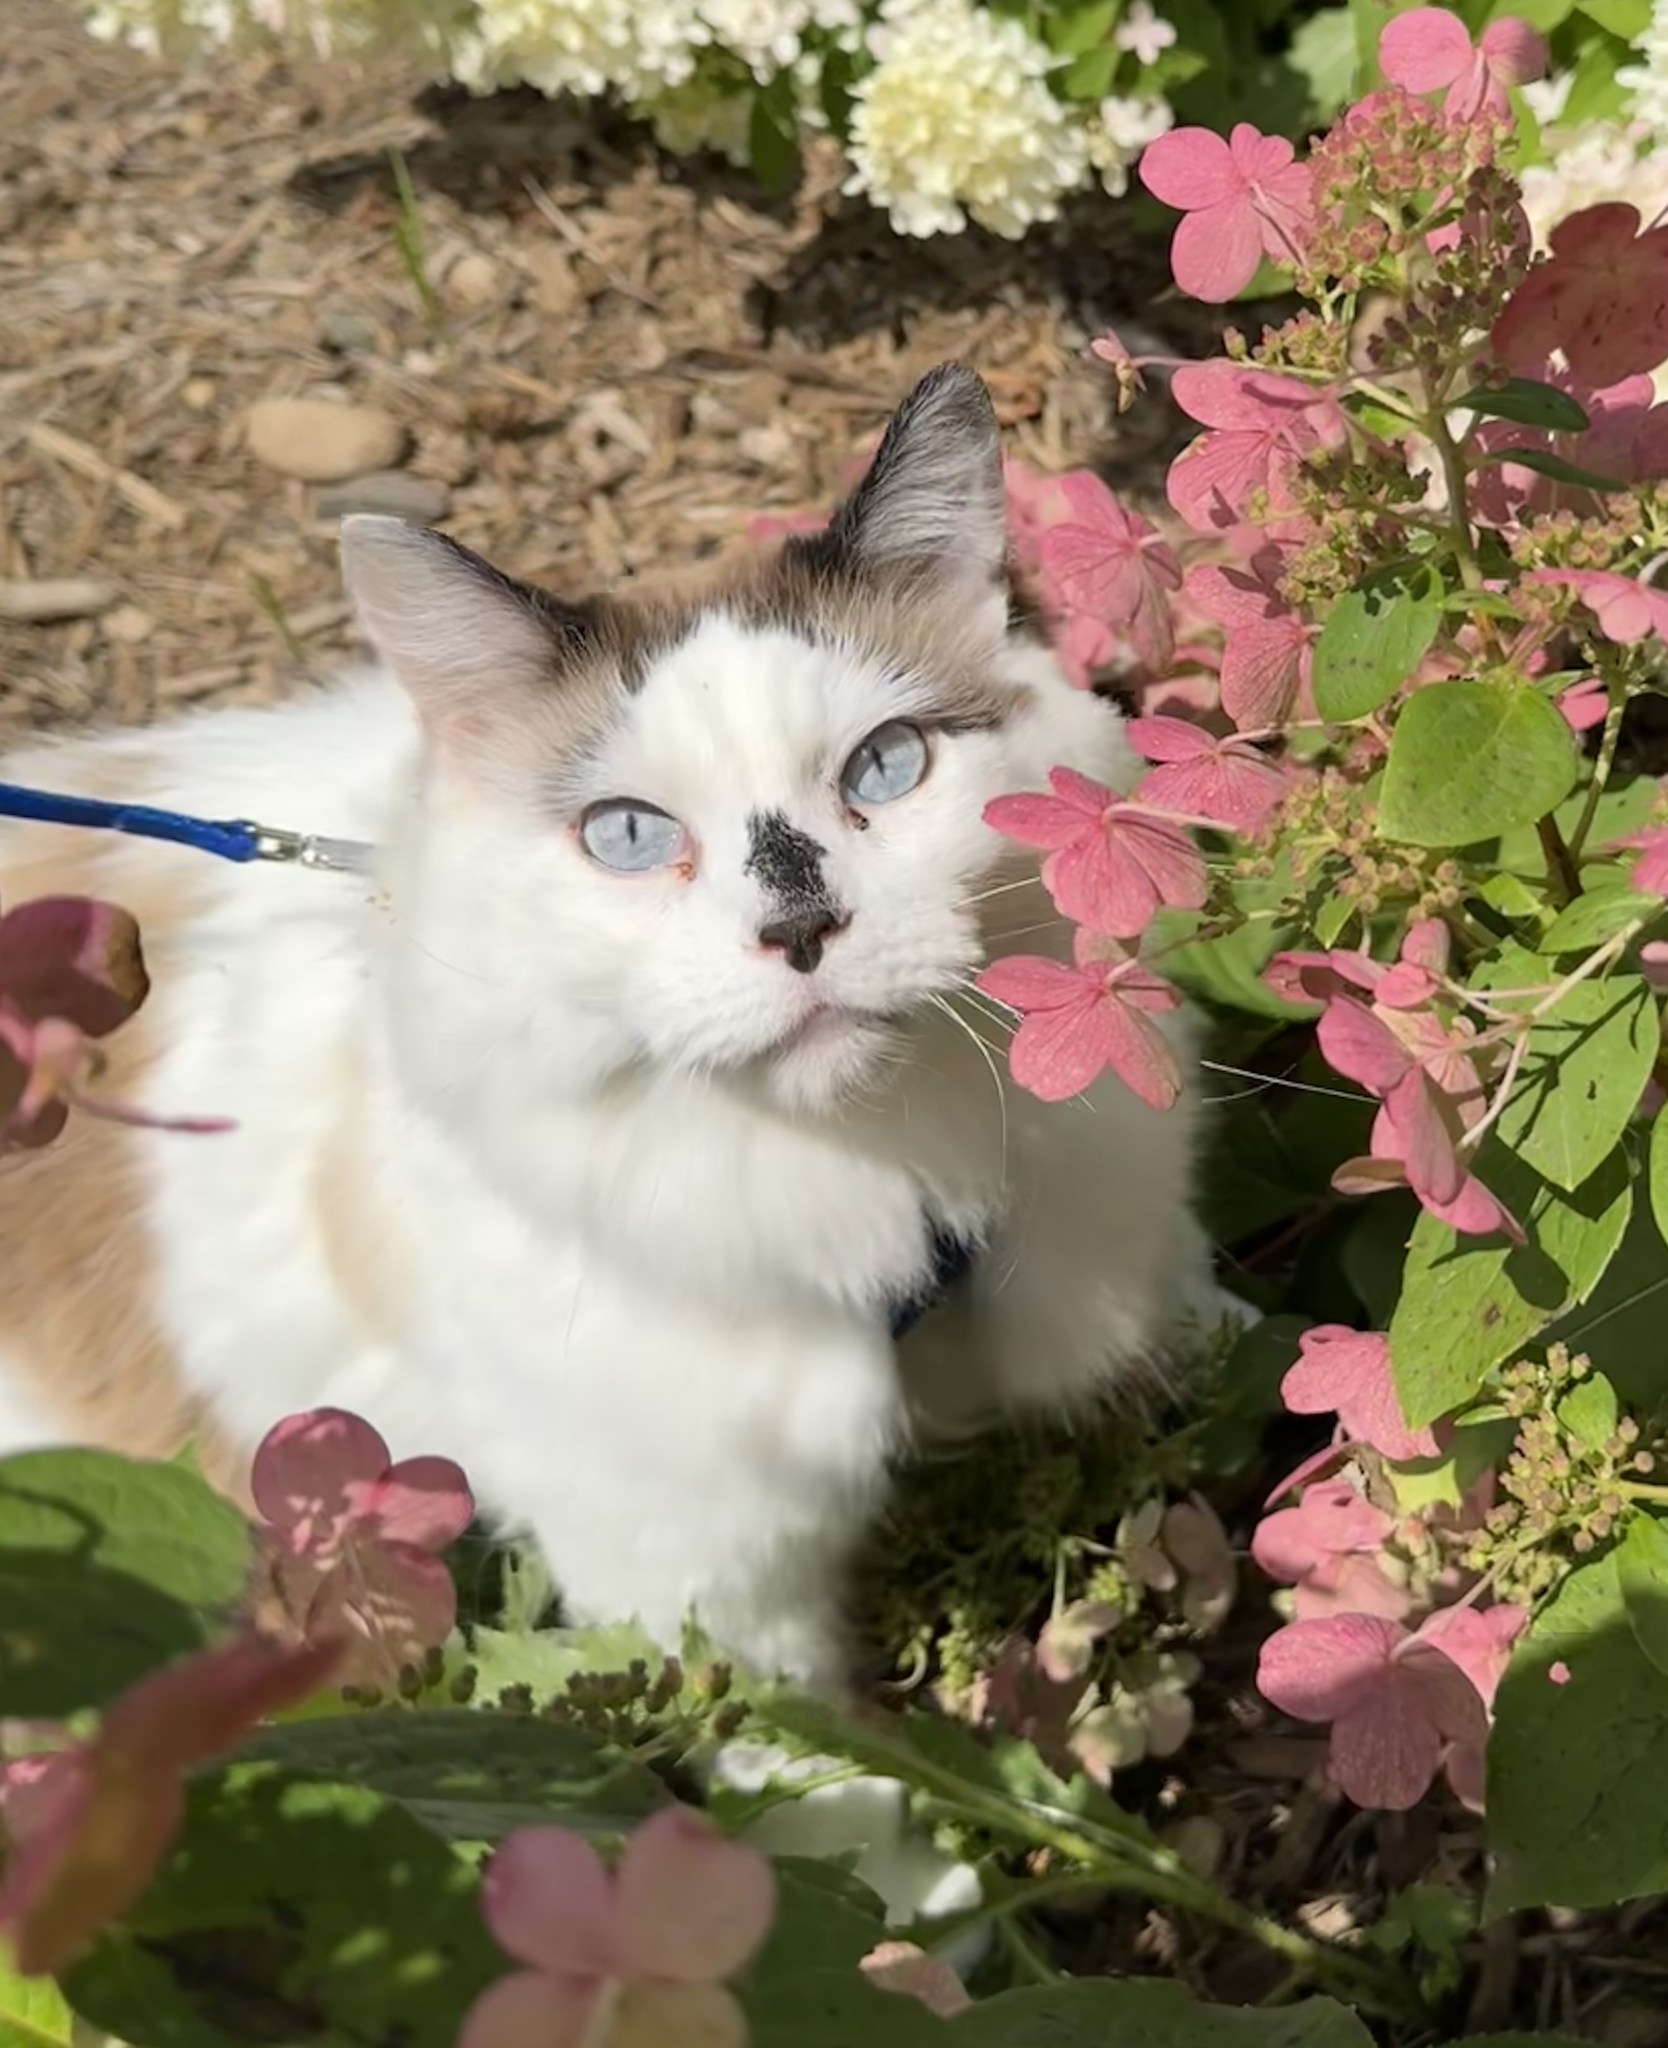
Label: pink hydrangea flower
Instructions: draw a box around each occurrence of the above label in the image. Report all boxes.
[0,1635,342,1976]
[1125,715,1290,836]
[1166,364,1345,533]
[1186,552,1314,729]
[1281,1325,1439,1463]
[977,932,1182,1109]
[1531,567,1668,647]
[251,1407,474,1686]
[1557,677,1609,732]
[1140,124,1315,301]
[1494,204,1668,391]
[1256,1610,1490,1809]
[1615,824,1668,899]
[1251,1477,1394,1587]
[1378,8,1545,124]
[984,767,1207,937]
[1292,1552,1414,1623]
[459,1810,776,2048]
[1036,472,1182,673]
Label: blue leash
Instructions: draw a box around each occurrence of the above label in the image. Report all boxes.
[0,782,374,875]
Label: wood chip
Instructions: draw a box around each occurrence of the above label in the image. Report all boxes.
[0,576,117,621]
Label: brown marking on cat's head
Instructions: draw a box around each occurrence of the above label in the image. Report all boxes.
[0,753,248,1502]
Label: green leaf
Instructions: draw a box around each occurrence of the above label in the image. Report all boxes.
[1310,573,1443,722]
[746,1862,942,2048]
[748,76,799,194]
[1492,975,1656,1190]
[1539,885,1661,953]
[64,1765,504,2048]
[1379,680,1580,847]
[1454,379,1590,432]
[1557,1370,1618,1447]
[1473,444,1623,492]
[1147,910,1306,1019]
[0,1961,72,2048]
[1059,43,1120,97]
[1579,0,1650,33]
[1487,0,1575,24]
[0,1448,252,1718]
[952,1982,1377,2047]
[1487,1553,1668,1913]
[1619,1511,1668,1679]
[1281,5,1360,120]
[1653,1115,1668,1250]
[1047,0,1117,54]
[241,1706,667,1842]
[1548,1189,1668,1409]
[1390,1148,1631,1427]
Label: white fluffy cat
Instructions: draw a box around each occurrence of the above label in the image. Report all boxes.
[0,365,1237,1684]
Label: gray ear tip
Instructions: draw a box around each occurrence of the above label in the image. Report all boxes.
[912,361,996,421]
[339,513,418,550]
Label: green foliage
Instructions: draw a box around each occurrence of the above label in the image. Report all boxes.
[1378,680,1580,846]
[0,1447,250,1716]
[1310,572,1443,722]
[0,1962,73,2048]
[1487,1554,1668,1913]
[951,1984,1376,2047]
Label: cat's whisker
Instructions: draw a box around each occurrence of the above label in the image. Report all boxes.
[964,874,1049,907]
[927,992,1008,1179]
[1198,1059,1373,1105]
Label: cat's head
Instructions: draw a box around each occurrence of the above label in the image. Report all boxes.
[341,364,1122,1114]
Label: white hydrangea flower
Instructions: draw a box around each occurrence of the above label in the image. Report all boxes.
[696,0,862,81]
[639,68,753,162]
[84,0,244,56]
[845,0,1091,238]
[454,0,708,101]
[1087,92,1173,197]
[1114,0,1175,68]
[247,0,468,59]
[1621,0,1668,140]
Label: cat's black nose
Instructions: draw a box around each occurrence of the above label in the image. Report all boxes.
[759,906,848,975]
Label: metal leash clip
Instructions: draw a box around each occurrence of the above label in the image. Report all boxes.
[245,823,377,875]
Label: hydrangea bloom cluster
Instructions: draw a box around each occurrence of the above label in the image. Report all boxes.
[77,0,1177,239]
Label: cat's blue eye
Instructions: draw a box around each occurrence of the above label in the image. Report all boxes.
[579,800,687,873]
[841,721,928,807]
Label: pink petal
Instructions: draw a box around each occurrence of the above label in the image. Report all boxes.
[1444,1740,1487,1812]
[250,1408,391,1548]
[306,1540,458,1678]
[1008,997,1119,1102]
[1378,7,1472,94]
[1044,834,1162,936]
[354,1456,475,1552]
[1257,1612,1404,1722]
[1112,810,1208,913]
[1139,126,1243,210]
[1124,715,1212,763]
[1251,1481,1394,1582]
[1047,765,1117,815]
[458,1971,602,2048]
[0,898,149,1038]
[1400,918,1450,975]
[982,792,1090,851]
[616,1808,776,1984]
[1138,749,1288,835]
[1170,202,1265,304]
[1480,18,1546,88]
[480,1829,617,1976]
[1292,1553,1414,1623]
[1167,429,1280,532]
[1326,1679,1447,1809]
[1384,1067,1467,1207]
[104,1634,346,1772]
[976,954,1089,1015]
[1415,1604,1524,1710]
[1282,1325,1437,1463]
[1088,993,1183,1111]
[1219,618,1309,728]
[1316,996,1411,1095]
[614,1984,749,2048]
[861,1943,974,2019]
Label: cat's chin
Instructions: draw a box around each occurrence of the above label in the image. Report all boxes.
[761,1006,899,1113]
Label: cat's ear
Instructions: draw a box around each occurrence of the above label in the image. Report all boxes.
[338,517,593,751]
[816,364,1007,586]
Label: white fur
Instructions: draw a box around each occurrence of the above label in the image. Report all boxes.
[0,612,1233,1684]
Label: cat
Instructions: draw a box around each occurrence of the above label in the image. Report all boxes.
[0,364,1241,1686]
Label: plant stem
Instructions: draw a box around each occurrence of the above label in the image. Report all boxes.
[1567,681,1628,864]
[1537,815,1582,906]
[1424,398,1482,591]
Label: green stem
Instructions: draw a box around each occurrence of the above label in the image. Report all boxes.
[1537,815,1582,907]
[1423,398,1482,592]
[1566,681,1628,864]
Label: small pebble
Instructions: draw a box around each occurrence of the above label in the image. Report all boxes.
[245,396,406,483]
[101,604,156,644]
[0,577,116,622]
[314,472,452,523]
[182,377,217,410]
[318,309,378,355]
[446,251,499,307]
